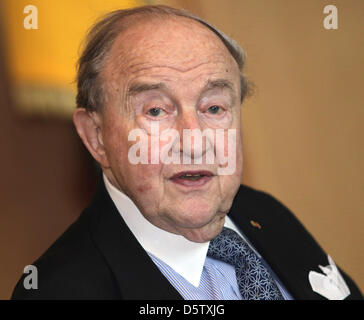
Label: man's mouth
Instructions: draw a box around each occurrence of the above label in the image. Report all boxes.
[169,170,214,187]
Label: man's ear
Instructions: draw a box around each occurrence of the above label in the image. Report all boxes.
[73,108,110,168]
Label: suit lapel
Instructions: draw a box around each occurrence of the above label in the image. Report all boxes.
[228,185,328,300]
[86,177,182,300]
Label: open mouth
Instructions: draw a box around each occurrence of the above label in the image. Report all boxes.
[170,170,214,187]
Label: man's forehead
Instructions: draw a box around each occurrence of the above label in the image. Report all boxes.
[111,62,239,107]
[104,15,237,75]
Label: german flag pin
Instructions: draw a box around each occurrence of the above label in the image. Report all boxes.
[250,220,262,230]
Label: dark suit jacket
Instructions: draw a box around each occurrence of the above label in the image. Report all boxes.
[11,177,363,300]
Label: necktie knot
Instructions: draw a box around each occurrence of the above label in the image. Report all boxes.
[207,227,283,300]
[208,227,250,267]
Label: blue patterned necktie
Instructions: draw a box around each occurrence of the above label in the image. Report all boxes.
[207,227,284,300]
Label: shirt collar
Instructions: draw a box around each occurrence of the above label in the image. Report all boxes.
[103,173,241,287]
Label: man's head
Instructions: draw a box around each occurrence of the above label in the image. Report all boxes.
[73,5,249,242]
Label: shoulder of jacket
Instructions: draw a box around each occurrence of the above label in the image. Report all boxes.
[11,208,119,299]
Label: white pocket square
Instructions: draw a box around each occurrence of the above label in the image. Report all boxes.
[308,255,350,300]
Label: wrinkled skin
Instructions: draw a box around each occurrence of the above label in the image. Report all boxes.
[74,16,243,243]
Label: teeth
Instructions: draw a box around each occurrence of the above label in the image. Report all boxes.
[180,174,203,180]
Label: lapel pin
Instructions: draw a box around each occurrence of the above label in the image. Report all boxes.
[250,220,262,230]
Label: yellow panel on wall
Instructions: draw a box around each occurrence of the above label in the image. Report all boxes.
[1,0,142,118]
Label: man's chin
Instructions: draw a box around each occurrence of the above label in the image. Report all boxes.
[173,211,226,243]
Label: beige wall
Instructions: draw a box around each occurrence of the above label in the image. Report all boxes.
[158,0,364,291]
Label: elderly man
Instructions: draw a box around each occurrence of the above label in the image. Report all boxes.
[12,5,362,300]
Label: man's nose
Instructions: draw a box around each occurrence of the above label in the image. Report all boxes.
[176,109,202,131]
[174,110,211,161]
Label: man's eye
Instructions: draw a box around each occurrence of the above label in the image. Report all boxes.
[207,105,223,115]
[147,107,165,117]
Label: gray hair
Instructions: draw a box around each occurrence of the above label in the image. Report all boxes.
[76,5,251,112]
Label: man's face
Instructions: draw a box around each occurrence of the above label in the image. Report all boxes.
[100,16,243,242]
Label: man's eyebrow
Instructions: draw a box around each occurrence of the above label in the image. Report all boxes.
[126,79,235,97]
[203,79,235,92]
[127,82,165,96]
